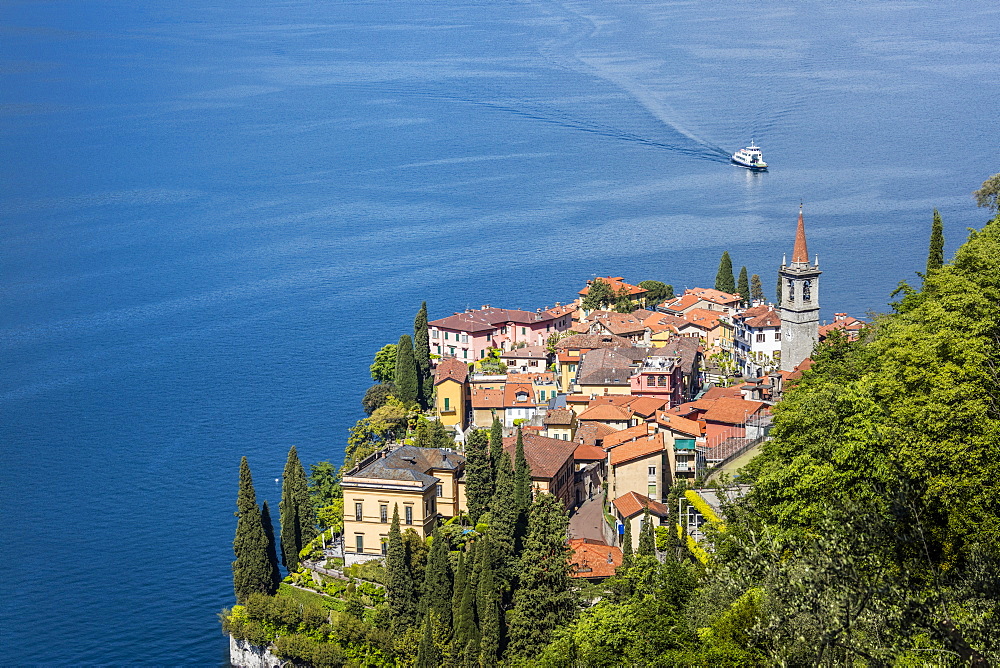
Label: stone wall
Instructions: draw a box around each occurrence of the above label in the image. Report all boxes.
[229,635,282,668]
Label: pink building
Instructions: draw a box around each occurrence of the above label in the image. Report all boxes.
[428,305,573,364]
[629,353,684,407]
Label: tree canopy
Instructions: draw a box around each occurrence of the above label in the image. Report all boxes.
[736,266,749,305]
[715,251,735,294]
[582,278,615,310]
[370,343,397,384]
[750,273,764,303]
[232,457,277,602]
[394,334,419,405]
[973,172,1000,211]
[638,280,673,307]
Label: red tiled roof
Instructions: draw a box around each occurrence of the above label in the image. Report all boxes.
[660,294,703,313]
[786,357,815,381]
[684,308,723,330]
[569,538,622,579]
[576,421,618,446]
[502,434,577,478]
[613,491,669,519]
[506,372,555,384]
[684,287,741,305]
[542,408,575,426]
[579,277,646,297]
[556,333,632,351]
[700,397,768,425]
[744,307,781,329]
[586,395,635,407]
[609,433,665,466]
[702,385,744,400]
[434,357,469,385]
[500,345,548,360]
[578,403,634,421]
[655,412,703,437]
[629,396,668,417]
[470,388,503,409]
[602,423,654,450]
[503,383,536,408]
[573,443,605,461]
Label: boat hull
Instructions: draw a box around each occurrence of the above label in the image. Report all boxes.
[731,157,767,171]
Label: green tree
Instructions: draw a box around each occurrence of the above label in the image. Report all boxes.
[506,494,576,658]
[260,499,281,592]
[775,271,782,306]
[362,382,395,415]
[638,280,673,307]
[582,278,615,310]
[414,302,433,409]
[489,417,504,471]
[308,460,341,507]
[637,509,656,557]
[476,535,502,665]
[421,528,452,630]
[394,334,419,405]
[926,208,944,283]
[750,273,764,303]
[464,429,492,523]
[454,547,480,656]
[973,172,1000,211]
[737,266,750,305]
[370,343,397,384]
[232,457,277,602]
[715,251,736,294]
[513,429,533,512]
[413,418,454,449]
[490,445,518,585]
[451,550,468,638]
[621,518,633,564]
[415,612,441,668]
[613,286,634,313]
[280,445,316,573]
[386,504,418,628]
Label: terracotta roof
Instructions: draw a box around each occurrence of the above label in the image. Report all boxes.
[656,412,703,437]
[792,205,808,264]
[702,385,744,400]
[429,306,560,333]
[576,421,618,446]
[569,538,622,579]
[700,397,768,425]
[643,312,689,332]
[502,433,577,479]
[819,315,865,338]
[587,312,647,336]
[470,388,504,409]
[609,433,665,466]
[556,333,632,351]
[566,394,592,404]
[586,395,635,407]
[659,294,702,314]
[649,337,701,372]
[542,408,575,426]
[684,287,741,305]
[744,307,781,329]
[434,357,469,385]
[576,348,635,386]
[500,345,548,360]
[578,403,634,422]
[573,443,606,461]
[544,303,577,319]
[506,372,556,384]
[602,423,654,450]
[736,305,772,320]
[613,491,669,519]
[503,383,536,408]
[579,277,646,297]
[629,396,668,417]
[786,357,815,381]
[684,308,723,330]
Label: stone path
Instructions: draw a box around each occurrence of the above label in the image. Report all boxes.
[568,495,607,543]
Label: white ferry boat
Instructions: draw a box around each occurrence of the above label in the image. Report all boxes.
[731,141,768,171]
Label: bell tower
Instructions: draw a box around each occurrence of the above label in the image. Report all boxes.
[779,205,821,372]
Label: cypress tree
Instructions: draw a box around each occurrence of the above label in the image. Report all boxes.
[386,504,418,628]
[414,302,433,409]
[451,550,467,635]
[394,334,419,405]
[926,209,944,283]
[415,612,441,668]
[464,429,492,524]
[476,536,501,666]
[513,429,533,512]
[489,417,503,471]
[490,446,518,583]
[621,517,633,564]
[260,500,281,592]
[737,266,750,305]
[776,271,783,307]
[280,445,316,573]
[638,508,656,557]
[232,457,276,602]
[506,494,575,659]
[750,273,765,303]
[454,544,480,654]
[421,528,452,631]
[715,251,736,294]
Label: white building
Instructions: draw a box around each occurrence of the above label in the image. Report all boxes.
[733,306,782,377]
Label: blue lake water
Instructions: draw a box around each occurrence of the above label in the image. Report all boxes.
[2,0,998,663]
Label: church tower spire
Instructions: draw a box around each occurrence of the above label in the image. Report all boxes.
[779,204,822,372]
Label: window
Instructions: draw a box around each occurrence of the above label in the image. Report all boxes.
[803,279,812,302]
[444,396,450,411]
[434,344,441,354]
[461,334,468,343]
[787,278,796,302]
[355,502,363,522]
[648,484,657,498]
[380,504,387,523]
[444,331,450,340]
[436,484,443,498]
[756,333,765,343]
[648,466,656,476]
[355,535,364,553]
[449,346,455,356]
[540,390,546,400]
[521,327,527,335]
[480,349,486,358]
[405,506,412,525]
[569,364,576,373]
[775,331,782,341]
[381,540,387,556]
[647,376,655,386]
[431,329,439,339]
[463,349,468,359]
[657,376,667,387]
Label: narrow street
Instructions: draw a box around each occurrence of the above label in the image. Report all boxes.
[569,495,608,543]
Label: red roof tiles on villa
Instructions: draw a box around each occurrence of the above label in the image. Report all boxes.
[609,433,665,466]
[613,491,669,519]
[569,538,622,579]
[434,357,469,385]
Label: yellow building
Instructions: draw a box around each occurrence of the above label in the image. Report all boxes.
[433,357,470,430]
[341,446,465,564]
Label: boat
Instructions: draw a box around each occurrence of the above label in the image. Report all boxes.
[731,140,768,170]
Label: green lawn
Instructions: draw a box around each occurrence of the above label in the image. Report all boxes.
[277,583,344,611]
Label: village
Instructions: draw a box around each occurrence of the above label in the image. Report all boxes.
[339,209,866,579]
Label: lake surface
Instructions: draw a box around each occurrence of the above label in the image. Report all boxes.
[2,0,998,663]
